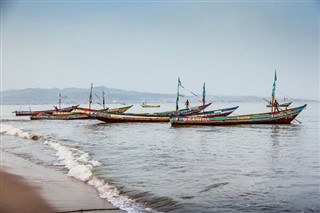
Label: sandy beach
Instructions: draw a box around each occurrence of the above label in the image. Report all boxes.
[0,151,125,213]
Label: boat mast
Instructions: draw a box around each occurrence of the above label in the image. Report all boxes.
[89,83,93,109]
[271,70,277,113]
[202,82,206,112]
[176,78,181,111]
[102,90,105,109]
[59,92,62,109]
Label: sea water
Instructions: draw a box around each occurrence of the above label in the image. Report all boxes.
[1,102,319,213]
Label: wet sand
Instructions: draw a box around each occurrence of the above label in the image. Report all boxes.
[0,151,125,213]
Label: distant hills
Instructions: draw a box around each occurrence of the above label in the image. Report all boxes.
[0,87,316,105]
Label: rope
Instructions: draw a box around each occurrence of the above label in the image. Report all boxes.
[62,95,77,104]
[178,80,239,109]
[179,85,202,100]
[276,89,298,102]
[94,93,105,107]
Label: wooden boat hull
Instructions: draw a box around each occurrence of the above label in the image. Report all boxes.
[75,105,133,114]
[182,106,239,118]
[102,105,133,113]
[170,105,306,126]
[266,102,292,108]
[94,113,169,123]
[91,105,238,123]
[30,112,90,120]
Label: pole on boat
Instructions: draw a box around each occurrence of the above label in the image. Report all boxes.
[102,90,105,109]
[293,118,302,124]
[176,78,181,111]
[89,83,93,110]
[271,70,277,113]
[202,82,206,112]
[278,107,302,124]
[59,92,62,110]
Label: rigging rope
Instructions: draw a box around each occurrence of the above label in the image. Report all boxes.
[276,89,298,102]
[62,95,77,104]
[179,84,239,108]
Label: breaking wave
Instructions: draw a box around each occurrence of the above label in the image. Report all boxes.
[0,124,158,213]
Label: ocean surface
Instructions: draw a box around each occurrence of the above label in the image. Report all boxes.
[1,102,319,213]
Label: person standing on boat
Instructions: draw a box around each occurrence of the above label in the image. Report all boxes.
[274,99,280,112]
[185,99,189,109]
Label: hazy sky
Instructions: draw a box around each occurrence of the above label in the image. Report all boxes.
[1,1,319,100]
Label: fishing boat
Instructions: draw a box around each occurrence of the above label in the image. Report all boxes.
[90,112,170,122]
[140,103,160,108]
[170,71,306,126]
[266,101,292,108]
[170,104,306,126]
[75,105,133,114]
[13,106,78,116]
[13,92,78,116]
[178,106,239,118]
[88,103,212,123]
[29,84,133,120]
[75,83,133,114]
[264,98,292,108]
[90,79,238,123]
[91,103,239,123]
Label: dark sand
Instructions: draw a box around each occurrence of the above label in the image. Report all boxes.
[0,151,125,213]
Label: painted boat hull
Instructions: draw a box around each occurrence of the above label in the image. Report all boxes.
[95,113,169,123]
[30,112,90,120]
[170,105,306,126]
[181,106,239,118]
[75,105,133,114]
[91,105,238,123]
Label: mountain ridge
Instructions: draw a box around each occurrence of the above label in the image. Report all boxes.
[1,87,316,105]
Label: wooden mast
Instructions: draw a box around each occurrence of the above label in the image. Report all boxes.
[176,78,181,111]
[59,92,62,109]
[271,70,277,113]
[89,83,93,110]
[102,90,105,109]
[202,82,206,112]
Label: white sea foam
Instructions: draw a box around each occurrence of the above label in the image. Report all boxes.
[1,124,31,139]
[1,123,155,213]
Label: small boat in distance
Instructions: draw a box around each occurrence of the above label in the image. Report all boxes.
[140,102,160,108]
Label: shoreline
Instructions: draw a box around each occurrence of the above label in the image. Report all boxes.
[0,151,125,213]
